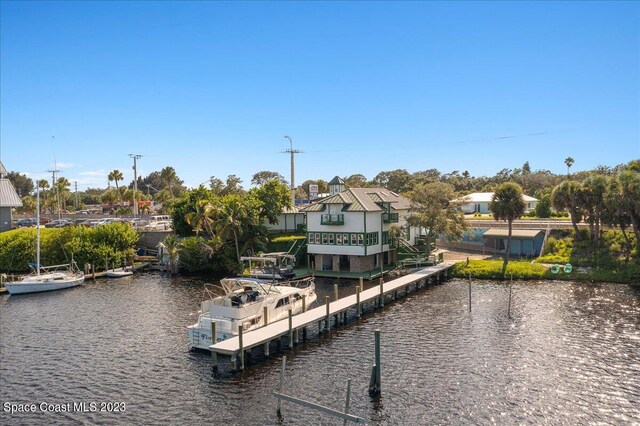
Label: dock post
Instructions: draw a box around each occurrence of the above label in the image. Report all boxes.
[368,329,382,396]
[301,295,307,340]
[277,355,287,418]
[211,320,217,346]
[379,280,384,308]
[356,286,361,318]
[288,309,294,349]
[468,272,472,312]
[343,379,352,426]
[508,274,513,319]
[359,277,364,293]
[264,306,268,326]
[231,353,237,371]
[264,340,270,357]
[238,325,245,371]
[334,283,339,302]
[211,350,217,369]
[91,263,95,280]
[325,296,330,331]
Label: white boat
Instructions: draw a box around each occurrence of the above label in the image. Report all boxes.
[5,187,84,295]
[240,254,296,280]
[187,276,317,350]
[106,267,133,278]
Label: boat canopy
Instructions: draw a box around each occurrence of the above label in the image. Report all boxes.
[219,277,273,295]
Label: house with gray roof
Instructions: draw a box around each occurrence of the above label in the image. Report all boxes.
[0,161,23,232]
[303,176,418,274]
[458,192,538,214]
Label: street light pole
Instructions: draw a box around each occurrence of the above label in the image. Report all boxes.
[129,154,142,217]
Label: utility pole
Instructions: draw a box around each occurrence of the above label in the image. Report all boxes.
[47,168,60,217]
[129,154,142,217]
[283,135,302,207]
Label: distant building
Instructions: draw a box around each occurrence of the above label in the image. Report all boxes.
[0,161,23,232]
[482,228,545,257]
[264,205,305,233]
[304,177,419,274]
[458,192,538,214]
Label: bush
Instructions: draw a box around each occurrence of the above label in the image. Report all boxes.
[451,260,547,280]
[0,224,139,272]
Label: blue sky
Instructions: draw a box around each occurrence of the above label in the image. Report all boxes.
[1,1,638,190]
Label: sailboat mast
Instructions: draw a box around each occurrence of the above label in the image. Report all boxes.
[36,185,41,276]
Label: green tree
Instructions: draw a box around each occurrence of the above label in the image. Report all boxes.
[372,169,414,193]
[108,169,124,203]
[489,182,527,273]
[249,179,291,225]
[342,174,368,188]
[534,191,552,218]
[406,182,468,257]
[602,177,633,261]
[251,171,287,186]
[552,181,584,239]
[564,157,575,178]
[6,171,34,197]
[160,167,178,198]
[619,169,640,246]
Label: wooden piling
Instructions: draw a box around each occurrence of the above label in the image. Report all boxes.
[288,309,294,349]
[277,356,287,417]
[379,280,384,308]
[356,286,361,318]
[231,353,237,370]
[91,264,95,280]
[359,277,364,293]
[263,306,268,326]
[343,379,352,426]
[211,320,217,345]
[369,329,381,396]
[334,283,339,302]
[264,340,270,357]
[325,296,330,331]
[238,325,244,371]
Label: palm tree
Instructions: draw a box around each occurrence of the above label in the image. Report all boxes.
[581,174,607,240]
[214,195,249,263]
[564,157,575,178]
[551,181,584,240]
[108,170,124,204]
[37,179,49,213]
[603,177,633,261]
[619,169,640,246]
[56,176,71,212]
[489,182,527,273]
[162,234,181,274]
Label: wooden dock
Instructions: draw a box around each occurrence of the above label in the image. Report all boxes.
[210,262,455,370]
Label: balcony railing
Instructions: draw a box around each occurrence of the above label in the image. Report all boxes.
[382,212,399,223]
[321,214,344,225]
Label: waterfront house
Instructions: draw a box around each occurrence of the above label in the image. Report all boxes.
[304,177,419,274]
[0,162,23,232]
[482,228,545,257]
[458,192,538,214]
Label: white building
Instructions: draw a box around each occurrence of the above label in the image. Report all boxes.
[0,161,22,232]
[304,178,418,274]
[459,192,538,214]
[264,205,305,233]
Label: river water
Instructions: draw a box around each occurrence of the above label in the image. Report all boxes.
[1,273,639,425]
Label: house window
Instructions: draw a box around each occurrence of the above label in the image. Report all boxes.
[343,234,349,245]
[336,234,342,245]
[351,234,357,245]
[373,232,378,245]
[315,233,320,244]
[357,234,364,245]
[322,234,328,244]
[365,233,369,246]
[328,233,334,244]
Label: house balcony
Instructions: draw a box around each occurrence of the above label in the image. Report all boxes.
[382,212,399,223]
[321,214,344,225]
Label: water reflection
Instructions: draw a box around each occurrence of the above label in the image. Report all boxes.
[1,275,638,425]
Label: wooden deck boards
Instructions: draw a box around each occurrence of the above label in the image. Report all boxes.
[210,262,454,356]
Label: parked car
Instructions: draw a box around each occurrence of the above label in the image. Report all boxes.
[45,219,74,228]
[16,218,38,227]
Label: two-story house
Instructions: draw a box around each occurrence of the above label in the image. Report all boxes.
[304,177,418,274]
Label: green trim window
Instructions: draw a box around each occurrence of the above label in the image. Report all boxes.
[336,234,342,245]
[357,234,364,245]
[322,234,328,244]
[328,233,334,244]
[351,234,357,245]
[315,233,320,244]
[343,234,348,245]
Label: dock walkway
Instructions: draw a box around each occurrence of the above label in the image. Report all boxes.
[210,262,455,369]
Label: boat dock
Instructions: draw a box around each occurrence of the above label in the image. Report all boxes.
[210,262,455,370]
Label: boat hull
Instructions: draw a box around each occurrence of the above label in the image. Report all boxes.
[5,276,84,295]
[106,269,133,278]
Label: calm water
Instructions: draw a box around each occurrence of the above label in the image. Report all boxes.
[1,273,639,425]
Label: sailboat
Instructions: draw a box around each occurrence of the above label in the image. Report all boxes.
[5,186,84,295]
